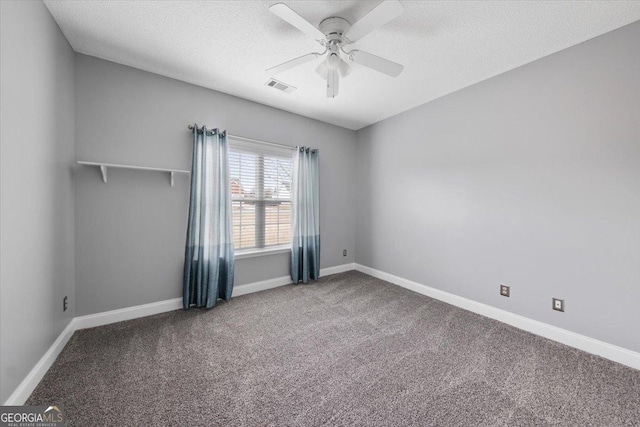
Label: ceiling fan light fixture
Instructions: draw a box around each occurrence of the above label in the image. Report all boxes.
[338,59,351,78]
[316,61,329,79]
[326,52,341,70]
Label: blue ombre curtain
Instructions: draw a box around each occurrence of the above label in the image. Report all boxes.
[291,146,320,284]
[183,125,234,309]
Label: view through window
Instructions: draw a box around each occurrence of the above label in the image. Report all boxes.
[228,140,293,251]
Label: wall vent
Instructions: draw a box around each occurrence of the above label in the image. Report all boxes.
[265,78,296,93]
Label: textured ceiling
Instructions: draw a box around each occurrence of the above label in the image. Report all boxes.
[44,1,640,130]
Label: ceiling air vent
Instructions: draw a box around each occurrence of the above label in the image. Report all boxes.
[265,78,296,94]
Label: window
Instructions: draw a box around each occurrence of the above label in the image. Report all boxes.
[228,138,293,252]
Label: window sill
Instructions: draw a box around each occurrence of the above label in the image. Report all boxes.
[235,246,290,260]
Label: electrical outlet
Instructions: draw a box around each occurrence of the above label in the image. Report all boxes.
[63,296,68,312]
[343,249,347,257]
[500,285,510,297]
[552,298,564,312]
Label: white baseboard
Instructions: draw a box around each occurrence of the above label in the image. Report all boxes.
[3,319,77,406]
[232,275,292,297]
[321,262,356,276]
[232,263,356,296]
[74,298,183,330]
[4,263,356,405]
[354,263,640,370]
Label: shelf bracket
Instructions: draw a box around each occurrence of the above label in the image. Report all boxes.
[100,165,107,183]
[170,171,175,187]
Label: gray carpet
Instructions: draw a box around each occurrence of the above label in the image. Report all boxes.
[27,271,640,426]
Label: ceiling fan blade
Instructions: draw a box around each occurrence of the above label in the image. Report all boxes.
[338,59,352,78]
[266,53,320,75]
[327,70,339,98]
[348,50,404,77]
[344,0,404,43]
[269,3,325,41]
[316,61,329,80]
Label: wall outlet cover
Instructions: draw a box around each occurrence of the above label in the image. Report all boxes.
[552,298,564,312]
[500,284,510,297]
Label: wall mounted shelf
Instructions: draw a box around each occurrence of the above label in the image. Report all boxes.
[77,161,190,187]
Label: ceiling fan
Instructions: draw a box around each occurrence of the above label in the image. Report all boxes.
[266,0,405,98]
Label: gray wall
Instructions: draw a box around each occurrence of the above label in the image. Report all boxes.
[355,22,640,352]
[0,1,76,403]
[74,55,357,316]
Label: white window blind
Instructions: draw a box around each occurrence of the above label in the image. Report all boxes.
[228,138,293,251]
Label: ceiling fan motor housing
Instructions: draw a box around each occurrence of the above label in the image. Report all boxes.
[319,17,351,43]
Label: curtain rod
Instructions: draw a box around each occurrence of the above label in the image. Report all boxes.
[187,125,295,151]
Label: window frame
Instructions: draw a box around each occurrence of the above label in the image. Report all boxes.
[228,137,294,257]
